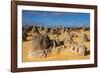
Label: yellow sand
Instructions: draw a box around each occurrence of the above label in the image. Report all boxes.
[22,30,90,62]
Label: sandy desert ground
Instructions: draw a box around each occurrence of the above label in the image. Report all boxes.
[22,25,90,62]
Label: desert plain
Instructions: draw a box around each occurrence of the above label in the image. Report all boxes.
[22,25,90,62]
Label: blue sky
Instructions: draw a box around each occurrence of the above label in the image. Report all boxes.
[22,10,90,27]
